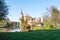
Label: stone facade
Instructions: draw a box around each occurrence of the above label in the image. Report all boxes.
[20,11,43,32]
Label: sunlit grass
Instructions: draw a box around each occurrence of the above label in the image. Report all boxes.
[32,26,51,30]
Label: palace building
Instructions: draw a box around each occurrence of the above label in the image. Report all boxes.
[19,11,43,32]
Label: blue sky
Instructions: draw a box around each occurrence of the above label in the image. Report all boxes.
[5,0,60,22]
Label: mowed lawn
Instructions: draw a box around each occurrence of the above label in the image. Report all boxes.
[0,29,60,40]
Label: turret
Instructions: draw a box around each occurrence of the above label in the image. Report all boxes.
[20,10,24,32]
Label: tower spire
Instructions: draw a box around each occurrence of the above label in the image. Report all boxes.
[20,10,24,17]
[20,10,24,32]
[21,10,23,15]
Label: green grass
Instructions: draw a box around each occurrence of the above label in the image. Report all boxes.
[0,29,60,40]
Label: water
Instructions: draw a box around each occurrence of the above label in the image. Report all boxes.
[10,28,20,32]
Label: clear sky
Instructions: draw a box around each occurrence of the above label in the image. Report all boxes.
[5,0,60,22]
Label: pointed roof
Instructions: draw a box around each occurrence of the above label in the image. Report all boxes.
[21,10,23,14]
[20,10,24,16]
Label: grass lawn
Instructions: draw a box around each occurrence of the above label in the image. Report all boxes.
[0,29,60,40]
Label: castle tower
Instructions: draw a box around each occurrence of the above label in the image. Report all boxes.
[20,10,24,32]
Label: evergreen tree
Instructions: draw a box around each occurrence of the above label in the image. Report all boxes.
[0,0,8,20]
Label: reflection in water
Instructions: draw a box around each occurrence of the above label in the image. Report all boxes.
[10,28,20,32]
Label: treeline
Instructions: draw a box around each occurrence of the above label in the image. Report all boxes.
[43,6,60,29]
